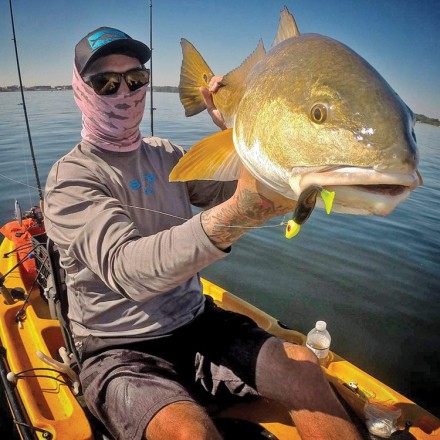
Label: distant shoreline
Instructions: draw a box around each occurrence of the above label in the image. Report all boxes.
[0,85,179,93]
[415,114,440,127]
[1,86,438,127]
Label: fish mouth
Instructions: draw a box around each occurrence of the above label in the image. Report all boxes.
[352,184,408,196]
[289,166,421,215]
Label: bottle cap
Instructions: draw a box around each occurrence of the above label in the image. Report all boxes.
[316,320,327,331]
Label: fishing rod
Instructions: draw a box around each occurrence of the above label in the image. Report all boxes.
[8,0,44,208]
[149,0,154,136]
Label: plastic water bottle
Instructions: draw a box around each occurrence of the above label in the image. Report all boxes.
[306,321,331,364]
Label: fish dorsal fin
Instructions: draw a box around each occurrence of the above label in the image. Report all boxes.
[179,38,214,117]
[169,129,241,182]
[272,6,300,47]
[214,40,266,125]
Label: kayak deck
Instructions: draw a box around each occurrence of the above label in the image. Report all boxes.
[203,280,440,439]
[0,234,439,439]
[0,235,93,440]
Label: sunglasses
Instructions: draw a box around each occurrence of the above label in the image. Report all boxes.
[83,67,150,95]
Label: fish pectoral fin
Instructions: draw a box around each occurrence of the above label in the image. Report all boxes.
[272,6,300,47]
[179,38,214,117]
[169,129,241,182]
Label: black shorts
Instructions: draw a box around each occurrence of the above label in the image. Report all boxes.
[79,296,272,440]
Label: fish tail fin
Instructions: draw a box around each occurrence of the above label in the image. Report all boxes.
[272,6,300,47]
[169,128,241,182]
[179,38,214,117]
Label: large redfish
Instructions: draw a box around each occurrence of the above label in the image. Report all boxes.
[170,6,421,221]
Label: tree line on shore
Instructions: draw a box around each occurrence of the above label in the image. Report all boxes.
[1,85,438,126]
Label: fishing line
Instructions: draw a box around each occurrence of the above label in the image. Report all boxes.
[14,122,34,208]
[0,173,288,230]
[120,204,288,229]
[21,136,33,209]
[0,171,41,192]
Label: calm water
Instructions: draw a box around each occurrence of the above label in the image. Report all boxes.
[0,91,439,416]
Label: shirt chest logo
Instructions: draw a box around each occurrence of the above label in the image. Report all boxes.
[129,173,156,195]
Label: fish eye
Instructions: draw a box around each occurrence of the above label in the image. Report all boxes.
[310,103,328,124]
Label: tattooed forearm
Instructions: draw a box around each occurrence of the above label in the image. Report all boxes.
[201,188,280,249]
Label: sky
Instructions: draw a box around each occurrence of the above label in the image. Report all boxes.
[0,0,439,118]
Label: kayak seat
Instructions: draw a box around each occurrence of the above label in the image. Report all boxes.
[32,234,114,440]
[31,233,81,373]
[44,237,82,372]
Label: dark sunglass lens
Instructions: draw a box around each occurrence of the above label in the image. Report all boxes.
[126,69,150,91]
[89,73,121,95]
[86,69,149,95]
[92,73,121,95]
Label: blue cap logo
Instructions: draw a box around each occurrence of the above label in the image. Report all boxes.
[88,29,127,51]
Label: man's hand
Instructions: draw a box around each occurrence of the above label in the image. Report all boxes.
[236,167,297,219]
[201,167,297,250]
[200,75,227,131]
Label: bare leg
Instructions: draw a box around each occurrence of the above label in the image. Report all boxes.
[255,337,361,440]
[145,401,222,440]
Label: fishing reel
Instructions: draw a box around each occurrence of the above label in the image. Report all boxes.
[14,200,44,234]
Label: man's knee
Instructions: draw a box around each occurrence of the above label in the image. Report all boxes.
[256,338,325,401]
[146,401,222,440]
[283,341,320,365]
[258,337,320,368]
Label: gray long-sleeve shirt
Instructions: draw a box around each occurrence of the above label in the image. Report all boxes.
[44,137,236,340]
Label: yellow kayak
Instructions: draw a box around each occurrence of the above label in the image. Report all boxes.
[0,219,439,440]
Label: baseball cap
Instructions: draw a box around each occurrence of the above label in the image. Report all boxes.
[75,27,151,74]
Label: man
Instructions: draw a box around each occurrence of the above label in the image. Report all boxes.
[44,27,360,440]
